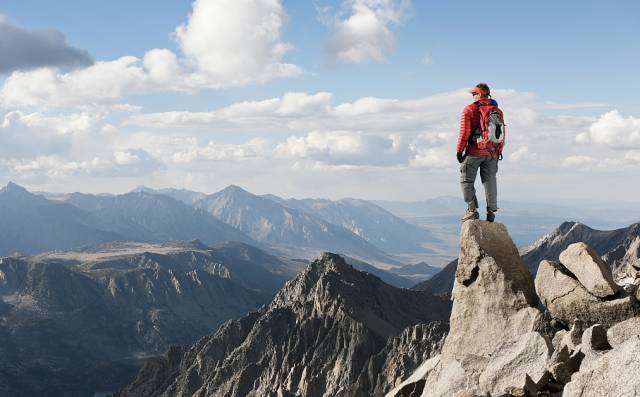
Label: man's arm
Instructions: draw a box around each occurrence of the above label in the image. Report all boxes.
[456,107,472,154]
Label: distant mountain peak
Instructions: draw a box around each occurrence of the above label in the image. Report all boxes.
[1,181,30,194]
[558,221,580,233]
[130,185,156,193]
[220,184,251,195]
[309,252,353,276]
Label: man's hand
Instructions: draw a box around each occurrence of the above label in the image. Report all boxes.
[456,152,466,163]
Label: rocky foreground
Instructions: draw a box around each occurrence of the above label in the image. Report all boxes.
[388,221,640,396]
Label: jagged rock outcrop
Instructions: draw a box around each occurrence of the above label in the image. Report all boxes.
[441,221,542,360]
[558,242,620,297]
[392,222,640,397]
[535,249,639,328]
[365,322,448,395]
[388,221,546,397]
[116,253,452,397]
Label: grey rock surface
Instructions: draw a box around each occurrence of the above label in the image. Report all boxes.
[547,345,581,385]
[116,253,452,397]
[535,260,638,327]
[422,355,488,397]
[478,332,552,396]
[563,335,640,396]
[559,242,620,297]
[606,316,640,348]
[441,221,541,360]
[389,221,545,397]
[367,322,449,395]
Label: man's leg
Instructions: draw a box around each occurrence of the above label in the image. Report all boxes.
[460,155,481,218]
[479,155,499,217]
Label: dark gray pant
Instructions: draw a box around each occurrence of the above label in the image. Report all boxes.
[460,154,498,212]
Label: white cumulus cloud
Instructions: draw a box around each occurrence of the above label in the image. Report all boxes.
[576,110,640,149]
[326,0,412,64]
[172,0,300,86]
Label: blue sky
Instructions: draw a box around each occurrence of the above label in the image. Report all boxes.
[0,0,638,204]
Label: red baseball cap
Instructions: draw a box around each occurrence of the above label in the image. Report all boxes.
[469,83,490,95]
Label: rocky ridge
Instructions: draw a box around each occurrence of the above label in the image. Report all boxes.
[116,253,452,397]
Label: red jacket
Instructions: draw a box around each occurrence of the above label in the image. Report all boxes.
[455,98,504,156]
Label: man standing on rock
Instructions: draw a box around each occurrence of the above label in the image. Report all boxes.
[456,83,506,222]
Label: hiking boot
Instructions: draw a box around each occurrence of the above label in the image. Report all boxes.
[487,211,496,222]
[462,210,479,221]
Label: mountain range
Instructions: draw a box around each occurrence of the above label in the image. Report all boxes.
[0,240,302,397]
[193,185,403,265]
[2,182,444,271]
[0,182,123,256]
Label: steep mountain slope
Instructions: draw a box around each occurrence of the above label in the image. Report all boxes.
[521,221,640,276]
[0,241,298,397]
[65,190,255,247]
[0,182,123,256]
[265,196,438,255]
[117,253,452,397]
[194,185,400,265]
